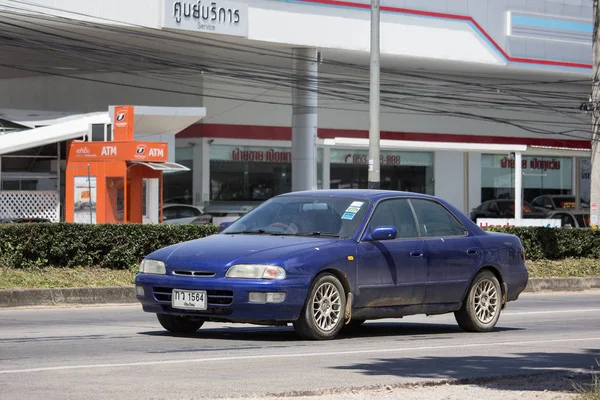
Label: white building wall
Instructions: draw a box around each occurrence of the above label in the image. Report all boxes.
[0,0,162,27]
[201,77,588,143]
[0,72,204,114]
[434,151,465,212]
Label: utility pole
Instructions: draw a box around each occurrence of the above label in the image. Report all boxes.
[591,0,600,229]
[367,0,381,189]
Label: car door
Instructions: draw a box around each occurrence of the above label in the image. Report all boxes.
[409,198,483,305]
[355,198,427,308]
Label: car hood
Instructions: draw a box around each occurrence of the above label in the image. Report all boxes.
[153,233,340,271]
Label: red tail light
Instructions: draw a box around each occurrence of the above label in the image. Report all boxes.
[520,247,526,261]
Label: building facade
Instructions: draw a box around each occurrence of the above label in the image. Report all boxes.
[0,0,593,219]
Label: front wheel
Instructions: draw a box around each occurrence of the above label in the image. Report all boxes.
[293,273,346,340]
[454,270,502,332]
[156,313,204,333]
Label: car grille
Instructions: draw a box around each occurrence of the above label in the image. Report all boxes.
[152,287,233,305]
[171,270,216,277]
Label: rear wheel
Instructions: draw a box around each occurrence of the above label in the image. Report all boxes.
[454,270,502,332]
[156,314,204,333]
[293,273,346,340]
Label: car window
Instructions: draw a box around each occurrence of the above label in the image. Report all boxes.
[178,207,200,218]
[369,199,419,238]
[532,198,543,207]
[163,207,178,220]
[410,199,467,237]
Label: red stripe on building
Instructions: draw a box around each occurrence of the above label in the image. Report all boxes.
[176,123,591,150]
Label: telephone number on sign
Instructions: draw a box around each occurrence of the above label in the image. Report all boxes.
[347,154,402,166]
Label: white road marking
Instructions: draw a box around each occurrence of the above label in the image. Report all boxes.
[1,336,599,375]
[504,308,600,316]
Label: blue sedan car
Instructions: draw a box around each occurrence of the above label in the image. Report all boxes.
[135,190,529,340]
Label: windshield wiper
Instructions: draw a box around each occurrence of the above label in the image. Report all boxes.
[226,229,290,236]
[296,232,340,237]
[226,229,268,235]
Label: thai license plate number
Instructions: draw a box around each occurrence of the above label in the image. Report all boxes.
[172,289,207,310]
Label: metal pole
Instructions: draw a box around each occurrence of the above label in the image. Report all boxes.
[515,152,523,220]
[591,0,600,228]
[291,47,318,192]
[87,164,93,224]
[57,143,61,222]
[367,0,381,189]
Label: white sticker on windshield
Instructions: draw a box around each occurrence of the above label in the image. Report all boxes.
[345,206,361,213]
[350,201,364,207]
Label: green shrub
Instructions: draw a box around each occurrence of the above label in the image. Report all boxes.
[0,223,219,270]
[0,223,597,270]
[484,226,600,261]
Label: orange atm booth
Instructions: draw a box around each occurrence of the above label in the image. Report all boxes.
[65,106,189,224]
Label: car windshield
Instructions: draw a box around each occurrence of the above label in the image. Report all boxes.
[222,195,371,239]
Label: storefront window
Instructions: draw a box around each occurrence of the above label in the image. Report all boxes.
[580,157,591,205]
[481,154,573,203]
[209,145,323,202]
[329,149,434,194]
[163,147,193,204]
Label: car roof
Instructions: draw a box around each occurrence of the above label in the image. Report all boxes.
[277,189,437,202]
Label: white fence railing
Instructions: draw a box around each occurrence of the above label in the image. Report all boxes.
[0,191,60,222]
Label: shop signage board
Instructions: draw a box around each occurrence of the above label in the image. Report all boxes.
[162,0,249,38]
[69,142,169,163]
[476,218,562,228]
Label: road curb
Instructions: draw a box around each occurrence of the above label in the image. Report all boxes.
[523,277,600,293]
[0,286,136,308]
[0,277,599,308]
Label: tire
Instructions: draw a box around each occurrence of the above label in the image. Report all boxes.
[156,313,204,334]
[293,273,347,340]
[454,270,502,332]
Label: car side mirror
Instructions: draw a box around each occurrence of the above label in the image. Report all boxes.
[371,226,397,240]
[219,221,233,232]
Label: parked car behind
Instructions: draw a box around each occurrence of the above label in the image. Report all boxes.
[190,204,256,230]
[469,199,545,222]
[162,204,204,225]
[547,210,590,228]
[136,189,529,340]
[531,195,589,216]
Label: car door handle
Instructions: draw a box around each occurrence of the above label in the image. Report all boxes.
[467,248,480,256]
[410,250,424,258]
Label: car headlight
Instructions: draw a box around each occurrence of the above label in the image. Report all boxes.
[225,264,286,280]
[139,259,166,275]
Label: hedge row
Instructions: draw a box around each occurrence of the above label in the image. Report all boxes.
[484,226,600,261]
[0,223,598,270]
[0,223,219,270]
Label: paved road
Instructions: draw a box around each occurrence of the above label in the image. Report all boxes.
[1,292,599,400]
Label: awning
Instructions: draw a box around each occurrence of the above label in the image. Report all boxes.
[0,112,110,155]
[323,137,528,154]
[129,161,190,173]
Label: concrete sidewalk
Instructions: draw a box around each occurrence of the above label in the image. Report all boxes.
[1,277,599,308]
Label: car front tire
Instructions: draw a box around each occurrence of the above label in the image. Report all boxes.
[156,313,204,333]
[454,270,502,332]
[293,273,347,340]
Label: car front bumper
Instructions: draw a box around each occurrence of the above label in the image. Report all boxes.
[134,273,312,323]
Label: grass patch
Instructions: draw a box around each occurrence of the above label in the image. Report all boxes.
[0,258,599,290]
[0,266,137,290]
[526,258,600,278]
[575,362,600,400]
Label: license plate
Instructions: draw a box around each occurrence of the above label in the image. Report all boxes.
[172,289,207,310]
